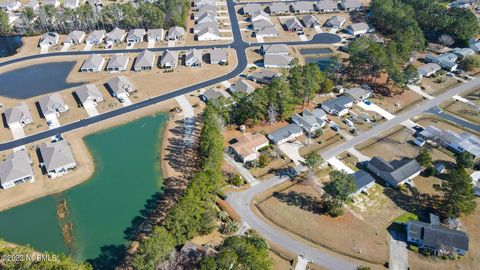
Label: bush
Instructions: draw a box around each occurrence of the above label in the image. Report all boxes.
[423,166,436,177]
[229,174,244,186]
[220,219,239,235]
[258,154,270,168]
[408,245,419,252]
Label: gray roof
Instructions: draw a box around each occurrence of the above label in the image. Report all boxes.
[86,30,105,42]
[262,44,289,55]
[418,63,441,76]
[202,88,231,101]
[322,95,353,112]
[106,27,126,42]
[368,157,422,185]
[75,84,103,104]
[253,19,275,30]
[194,4,216,17]
[284,17,303,31]
[197,10,217,23]
[348,22,369,32]
[452,47,475,58]
[232,79,255,94]
[264,54,293,67]
[292,108,326,132]
[248,69,280,84]
[341,0,361,9]
[126,29,145,41]
[194,22,219,33]
[4,102,32,126]
[315,0,338,11]
[291,1,315,12]
[408,220,469,251]
[147,29,164,41]
[0,150,33,186]
[243,3,263,14]
[351,170,375,193]
[268,124,303,143]
[302,15,320,27]
[256,26,279,36]
[268,2,290,14]
[82,54,105,70]
[134,50,155,69]
[39,32,58,45]
[419,125,442,139]
[326,15,345,28]
[469,41,480,52]
[210,48,227,63]
[107,76,135,95]
[161,50,179,67]
[65,30,85,44]
[107,54,129,69]
[438,130,480,157]
[185,48,203,65]
[38,93,67,116]
[167,26,185,39]
[344,87,372,100]
[39,140,75,172]
[198,25,220,38]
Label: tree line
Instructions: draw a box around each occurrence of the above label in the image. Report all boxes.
[0,0,189,36]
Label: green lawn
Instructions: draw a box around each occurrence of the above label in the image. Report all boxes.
[393,212,419,224]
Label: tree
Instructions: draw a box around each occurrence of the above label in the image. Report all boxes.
[0,10,11,35]
[304,152,323,180]
[131,226,175,270]
[229,174,244,186]
[416,148,432,167]
[403,64,419,83]
[456,151,475,169]
[461,55,480,71]
[434,167,477,218]
[324,170,356,202]
[258,154,270,168]
[267,104,278,124]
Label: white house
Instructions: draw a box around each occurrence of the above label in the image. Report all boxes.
[75,84,104,107]
[321,95,354,116]
[85,30,106,45]
[107,76,135,103]
[4,102,33,127]
[292,109,326,133]
[346,23,369,36]
[185,49,203,67]
[38,93,69,118]
[39,140,76,178]
[126,29,145,43]
[230,133,269,163]
[267,124,304,145]
[0,150,34,189]
[38,32,59,48]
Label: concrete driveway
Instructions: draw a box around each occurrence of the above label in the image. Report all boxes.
[389,231,408,270]
[9,123,25,140]
[278,141,305,165]
[326,157,354,173]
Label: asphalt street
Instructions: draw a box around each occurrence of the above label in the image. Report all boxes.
[427,106,480,133]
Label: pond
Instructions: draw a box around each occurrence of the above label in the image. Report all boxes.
[0,114,167,261]
[305,57,335,71]
[0,35,23,58]
[300,48,333,55]
[0,61,84,99]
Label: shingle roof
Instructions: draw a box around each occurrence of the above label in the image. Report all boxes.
[147,29,164,41]
[418,63,441,76]
[268,124,303,143]
[326,15,345,28]
[351,170,375,193]
[262,44,289,55]
[38,93,67,115]
[134,49,155,69]
[210,48,227,62]
[167,26,185,39]
[106,27,126,42]
[284,17,303,30]
[408,220,469,252]
[107,54,129,69]
[202,88,231,101]
[82,54,105,70]
[39,140,75,172]
[348,22,369,32]
[344,87,372,100]
[243,3,263,14]
[185,48,203,65]
[107,76,135,95]
[127,29,145,41]
[161,50,179,67]
[302,15,320,27]
[65,30,85,43]
[292,1,315,12]
[232,79,255,94]
[4,102,32,126]
[264,54,293,67]
[315,0,338,11]
[268,2,290,13]
[369,157,422,185]
[0,150,33,186]
[75,84,103,104]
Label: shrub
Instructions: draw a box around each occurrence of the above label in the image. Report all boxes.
[408,245,419,252]
[229,174,244,186]
[258,154,270,168]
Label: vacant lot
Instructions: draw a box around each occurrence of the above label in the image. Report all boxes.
[443,90,480,125]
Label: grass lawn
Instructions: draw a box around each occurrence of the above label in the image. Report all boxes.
[393,212,419,224]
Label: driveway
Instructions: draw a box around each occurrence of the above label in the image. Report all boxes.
[326,157,354,173]
[389,231,408,270]
[278,141,305,165]
[45,114,61,129]
[83,102,99,117]
[357,101,395,120]
[224,153,260,186]
[9,123,25,140]
[407,84,433,100]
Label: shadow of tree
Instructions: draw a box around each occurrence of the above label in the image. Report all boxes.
[273,191,324,215]
[86,244,127,270]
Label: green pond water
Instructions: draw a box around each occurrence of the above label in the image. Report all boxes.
[0,113,167,260]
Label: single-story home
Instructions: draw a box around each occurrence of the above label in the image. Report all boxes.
[107,76,135,102]
[80,54,105,72]
[230,79,255,94]
[39,32,59,48]
[418,63,441,78]
[197,26,221,41]
[209,48,227,64]
[193,4,216,20]
[292,108,326,133]
[167,26,185,41]
[160,50,179,69]
[452,47,475,59]
[267,124,304,145]
[346,22,369,36]
[242,3,263,15]
[291,1,315,14]
[4,102,33,127]
[256,26,279,37]
[367,157,422,186]
[321,95,354,116]
[105,27,126,44]
[251,10,270,22]
[344,87,372,103]
[75,84,104,107]
[39,140,76,178]
[340,0,362,11]
[147,29,165,43]
[126,29,145,43]
[134,49,155,71]
[0,150,34,189]
[197,10,217,24]
[230,133,269,163]
[106,54,129,72]
[437,129,480,159]
[268,2,290,15]
[38,93,68,118]
[252,18,274,31]
[325,15,346,29]
[64,30,85,45]
[264,54,293,68]
[302,15,320,28]
[185,49,203,67]
[425,53,458,71]
[247,70,280,84]
[469,40,480,52]
[193,0,215,9]
[284,17,304,32]
[315,0,339,13]
[350,170,376,196]
[85,30,105,45]
[201,88,231,103]
[407,220,469,256]
[261,44,289,55]
[194,21,219,34]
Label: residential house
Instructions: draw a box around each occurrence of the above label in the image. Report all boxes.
[39,140,76,178]
[105,27,126,44]
[43,0,60,7]
[80,54,105,72]
[417,125,442,141]
[350,170,376,195]
[0,0,21,12]
[24,0,39,10]
[201,88,231,103]
[197,26,221,41]
[261,44,289,55]
[193,0,215,9]
[452,47,474,59]
[39,32,59,48]
[407,220,469,256]
[469,40,480,52]
[107,76,135,102]
[106,54,129,72]
[321,95,354,116]
[147,29,165,43]
[209,47,227,64]
[425,53,458,71]
[367,157,422,186]
[268,2,290,15]
[302,15,320,28]
[325,15,346,28]
[437,130,480,159]
[230,133,269,163]
[291,1,315,14]
[167,26,185,40]
[255,26,279,37]
[242,3,263,15]
[193,4,216,19]
[264,54,293,68]
[185,49,203,67]
[194,21,219,34]
[284,17,304,32]
[251,10,270,22]
[230,79,255,94]
[75,84,104,107]
[315,0,339,13]
[252,18,274,31]
[340,0,362,11]
[197,10,217,24]
[267,123,304,145]
[292,108,327,133]
[160,50,179,69]
[4,102,33,127]
[418,63,441,78]
[64,30,85,45]
[346,22,369,36]
[64,0,79,9]
[126,29,145,43]
[38,93,68,118]
[344,87,372,102]
[0,150,34,189]
[247,70,280,84]
[85,30,106,45]
[134,50,155,71]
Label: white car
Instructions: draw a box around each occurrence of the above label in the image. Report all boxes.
[343,119,354,127]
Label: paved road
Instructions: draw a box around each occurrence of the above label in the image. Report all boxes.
[321,77,480,160]
[427,106,480,133]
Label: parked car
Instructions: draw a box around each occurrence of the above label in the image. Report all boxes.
[343,119,354,127]
[331,125,340,131]
[364,100,372,105]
